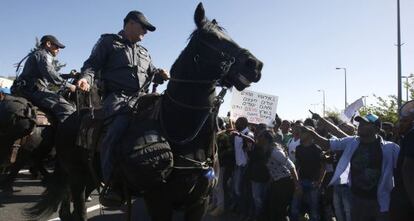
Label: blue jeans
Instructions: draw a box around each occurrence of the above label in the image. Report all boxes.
[333,184,352,221]
[291,179,320,221]
[251,181,268,217]
[233,165,246,197]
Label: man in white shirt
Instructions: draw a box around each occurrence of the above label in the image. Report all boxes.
[231,117,254,214]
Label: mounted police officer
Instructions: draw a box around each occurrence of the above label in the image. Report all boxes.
[76,10,169,205]
[13,35,76,123]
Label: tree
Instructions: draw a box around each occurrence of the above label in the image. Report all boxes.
[360,94,398,124]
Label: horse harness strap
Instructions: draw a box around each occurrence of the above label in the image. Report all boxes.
[160,87,227,146]
[10,134,31,163]
[133,133,166,151]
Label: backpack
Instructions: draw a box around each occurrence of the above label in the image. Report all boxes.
[0,95,36,136]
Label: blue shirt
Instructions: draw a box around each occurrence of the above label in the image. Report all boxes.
[328,136,399,212]
[0,87,10,94]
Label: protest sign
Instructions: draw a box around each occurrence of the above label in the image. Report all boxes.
[230,89,278,126]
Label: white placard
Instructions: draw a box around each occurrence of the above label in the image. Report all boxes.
[230,89,278,126]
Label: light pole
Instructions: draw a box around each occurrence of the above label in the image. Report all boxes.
[397,0,402,110]
[401,74,413,101]
[310,103,319,113]
[336,67,347,109]
[317,89,326,117]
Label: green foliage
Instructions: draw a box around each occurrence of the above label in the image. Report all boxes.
[360,94,398,124]
[326,108,340,119]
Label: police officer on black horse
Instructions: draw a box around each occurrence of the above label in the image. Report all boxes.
[76,10,169,206]
[12,35,76,123]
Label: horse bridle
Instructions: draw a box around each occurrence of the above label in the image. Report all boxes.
[160,33,243,145]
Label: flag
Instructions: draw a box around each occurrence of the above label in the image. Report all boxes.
[340,97,365,122]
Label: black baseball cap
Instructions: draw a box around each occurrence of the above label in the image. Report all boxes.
[124,11,156,32]
[355,113,382,128]
[40,35,65,48]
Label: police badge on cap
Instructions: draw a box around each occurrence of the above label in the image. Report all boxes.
[124,11,156,32]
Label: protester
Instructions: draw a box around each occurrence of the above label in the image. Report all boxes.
[280,120,292,147]
[246,123,271,220]
[273,114,283,144]
[290,126,325,221]
[210,118,234,216]
[389,100,414,221]
[286,123,301,163]
[263,129,300,221]
[231,117,254,218]
[303,113,400,221]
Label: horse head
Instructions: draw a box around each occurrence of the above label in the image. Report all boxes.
[173,3,262,91]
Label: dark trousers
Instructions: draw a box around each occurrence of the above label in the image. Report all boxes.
[28,90,75,123]
[351,194,389,221]
[100,114,130,182]
[389,188,414,221]
[269,176,294,221]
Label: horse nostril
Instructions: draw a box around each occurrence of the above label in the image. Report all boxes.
[246,58,262,71]
[245,58,256,69]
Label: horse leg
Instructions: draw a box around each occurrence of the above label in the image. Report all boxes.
[144,190,173,221]
[0,148,30,193]
[184,197,209,221]
[70,182,87,221]
[58,187,72,221]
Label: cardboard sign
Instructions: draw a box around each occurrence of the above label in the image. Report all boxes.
[230,89,278,126]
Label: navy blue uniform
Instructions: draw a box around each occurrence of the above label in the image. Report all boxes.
[17,48,75,123]
[80,31,164,181]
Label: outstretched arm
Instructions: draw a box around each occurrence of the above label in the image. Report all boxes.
[311,111,348,138]
[301,126,330,150]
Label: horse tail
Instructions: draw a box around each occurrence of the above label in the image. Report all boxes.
[24,165,68,220]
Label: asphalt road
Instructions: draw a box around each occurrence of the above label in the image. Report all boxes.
[0,170,237,221]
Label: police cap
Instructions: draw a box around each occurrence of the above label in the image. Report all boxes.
[40,35,65,49]
[124,11,156,32]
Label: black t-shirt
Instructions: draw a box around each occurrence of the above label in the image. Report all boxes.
[395,128,414,189]
[402,128,414,159]
[295,143,324,181]
[350,139,383,199]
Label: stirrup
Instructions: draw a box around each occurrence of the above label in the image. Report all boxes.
[99,185,124,207]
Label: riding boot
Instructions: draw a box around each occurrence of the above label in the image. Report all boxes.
[99,175,124,207]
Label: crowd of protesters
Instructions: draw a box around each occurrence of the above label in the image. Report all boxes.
[208,103,414,221]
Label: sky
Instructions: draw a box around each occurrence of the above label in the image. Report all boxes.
[1,0,413,121]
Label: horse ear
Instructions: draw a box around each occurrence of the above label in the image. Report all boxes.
[194,2,206,28]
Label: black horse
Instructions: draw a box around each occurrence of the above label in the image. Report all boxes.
[0,74,99,194]
[0,93,55,193]
[25,3,262,221]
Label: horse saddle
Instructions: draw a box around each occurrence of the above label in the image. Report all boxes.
[76,93,163,149]
[35,110,53,126]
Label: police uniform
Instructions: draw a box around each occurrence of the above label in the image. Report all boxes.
[17,46,75,123]
[80,30,164,182]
